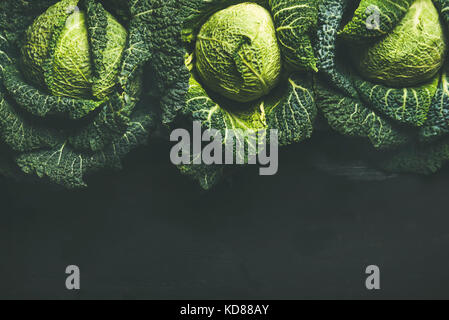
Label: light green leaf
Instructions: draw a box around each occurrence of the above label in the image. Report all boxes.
[269,0,320,71]
[339,0,414,42]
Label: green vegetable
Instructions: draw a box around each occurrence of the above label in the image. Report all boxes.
[355,0,446,87]
[195,3,282,103]
[0,0,181,188]
[21,0,127,100]
[314,0,449,174]
[163,0,319,189]
[5,0,449,189]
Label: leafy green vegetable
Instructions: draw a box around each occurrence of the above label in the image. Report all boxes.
[355,0,446,87]
[0,0,181,187]
[270,0,321,72]
[164,0,319,189]
[5,0,449,189]
[195,3,282,103]
[315,0,449,175]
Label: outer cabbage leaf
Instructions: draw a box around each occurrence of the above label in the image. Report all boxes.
[0,143,20,179]
[182,0,268,43]
[148,0,191,127]
[420,71,449,141]
[353,76,438,127]
[184,72,315,152]
[178,162,225,190]
[86,0,128,100]
[0,1,58,46]
[339,0,414,42]
[269,0,321,71]
[2,65,102,120]
[315,81,408,149]
[380,137,449,175]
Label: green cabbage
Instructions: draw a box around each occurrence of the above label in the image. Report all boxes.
[355,0,446,87]
[21,1,128,100]
[161,0,320,189]
[315,0,449,175]
[5,0,449,189]
[195,3,282,103]
[0,0,181,188]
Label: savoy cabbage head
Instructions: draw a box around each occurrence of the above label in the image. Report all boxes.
[161,0,320,189]
[314,0,449,174]
[0,0,181,188]
[195,3,282,103]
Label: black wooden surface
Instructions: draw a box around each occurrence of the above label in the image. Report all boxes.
[1,139,449,299]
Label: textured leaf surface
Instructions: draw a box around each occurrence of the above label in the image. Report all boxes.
[381,138,449,175]
[133,0,190,126]
[195,3,282,103]
[182,0,266,42]
[269,0,320,71]
[21,0,80,87]
[184,75,266,164]
[86,0,128,100]
[0,90,63,152]
[265,74,316,146]
[354,76,438,127]
[315,82,408,149]
[178,163,225,190]
[419,0,449,141]
[340,0,414,42]
[2,65,102,120]
[316,0,408,149]
[420,72,449,141]
[45,9,93,99]
[16,111,153,188]
[0,1,58,46]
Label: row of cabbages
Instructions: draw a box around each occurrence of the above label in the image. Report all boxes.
[1,0,449,190]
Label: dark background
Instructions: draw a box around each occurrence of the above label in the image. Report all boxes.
[1,138,449,300]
